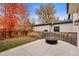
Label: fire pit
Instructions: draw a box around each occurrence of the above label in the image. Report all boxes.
[43,30,58,44]
[45,37,58,44]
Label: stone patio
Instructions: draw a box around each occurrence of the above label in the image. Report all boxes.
[0,39,79,56]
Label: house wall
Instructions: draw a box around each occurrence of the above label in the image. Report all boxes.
[52,23,73,32]
[72,12,79,47]
[33,25,51,32]
[33,23,73,32]
[68,3,79,47]
[68,3,79,14]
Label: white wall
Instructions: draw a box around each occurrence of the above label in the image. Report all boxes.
[72,12,79,47]
[33,23,73,32]
[33,25,51,32]
[53,23,73,32]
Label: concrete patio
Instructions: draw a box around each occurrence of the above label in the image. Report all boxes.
[0,39,79,56]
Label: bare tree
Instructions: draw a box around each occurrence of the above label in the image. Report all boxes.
[29,18,36,31]
[36,4,57,24]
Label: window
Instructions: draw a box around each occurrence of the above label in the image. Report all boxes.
[54,26,60,32]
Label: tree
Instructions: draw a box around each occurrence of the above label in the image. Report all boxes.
[3,3,31,30]
[36,4,57,24]
[29,18,36,31]
[30,18,36,26]
[2,3,31,37]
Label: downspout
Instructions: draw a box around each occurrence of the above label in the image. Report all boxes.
[49,23,53,32]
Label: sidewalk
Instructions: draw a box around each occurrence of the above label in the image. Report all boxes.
[0,39,79,56]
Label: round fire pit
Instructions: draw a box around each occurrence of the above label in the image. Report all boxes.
[43,30,58,45]
[45,39,57,44]
[45,37,58,44]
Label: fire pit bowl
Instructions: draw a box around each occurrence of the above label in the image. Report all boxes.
[43,30,58,45]
[45,37,58,44]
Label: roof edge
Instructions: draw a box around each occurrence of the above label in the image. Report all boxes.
[34,20,73,26]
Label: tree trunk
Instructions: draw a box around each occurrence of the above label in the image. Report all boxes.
[8,31,12,38]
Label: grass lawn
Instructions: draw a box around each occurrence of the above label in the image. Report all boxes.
[0,36,39,52]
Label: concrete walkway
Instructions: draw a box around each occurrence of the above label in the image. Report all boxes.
[0,39,79,56]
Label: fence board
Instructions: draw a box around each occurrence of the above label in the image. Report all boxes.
[35,31,77,46]
[0,30,28,40]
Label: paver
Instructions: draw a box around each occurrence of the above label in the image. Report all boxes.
[21,39,51,56]
[0,51,14,56]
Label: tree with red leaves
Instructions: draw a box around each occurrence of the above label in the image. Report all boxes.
[3,3,30,31]
[1,3,31,37]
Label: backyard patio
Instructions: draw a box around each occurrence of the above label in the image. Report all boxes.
[0,3,78,56]
[0,39,79,56]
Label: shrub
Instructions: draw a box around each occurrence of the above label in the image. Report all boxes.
[27,32,41,38]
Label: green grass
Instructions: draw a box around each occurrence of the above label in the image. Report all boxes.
[0,36,38,52]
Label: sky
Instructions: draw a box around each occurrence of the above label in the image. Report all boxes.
[0,3,67,24]
[54,3,67,20]
[25,3,67,24]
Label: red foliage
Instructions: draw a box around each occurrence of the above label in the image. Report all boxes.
[0,3,31,31]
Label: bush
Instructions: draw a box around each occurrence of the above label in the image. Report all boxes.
[27,32,41,38]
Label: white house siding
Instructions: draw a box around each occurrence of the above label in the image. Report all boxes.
[73,12,79,22]
[33,23,73,32]
[33,25,51,32]
[72,12,79,47]
[53,23,73,32]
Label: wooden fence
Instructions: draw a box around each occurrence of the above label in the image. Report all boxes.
[0,30,28,40]
[50,32,77,46]
[35,31,77,46]
[0,30,77,46]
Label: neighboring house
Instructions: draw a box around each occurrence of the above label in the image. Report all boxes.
[67,3,79,47]
[33,23,52,32]
[33,20,73,32]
